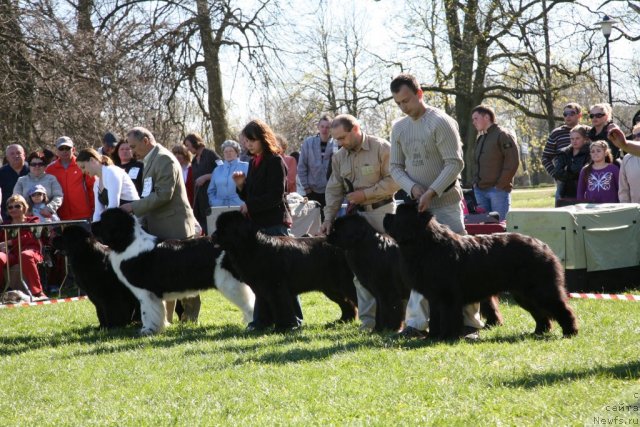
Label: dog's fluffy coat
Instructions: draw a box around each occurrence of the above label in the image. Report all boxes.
[92,208,254,335]
[383,204,578,340]
[214,210,358,330]
[51,225,140,329]
[326,214,409,331]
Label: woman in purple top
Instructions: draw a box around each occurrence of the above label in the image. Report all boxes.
[576,140,619,203]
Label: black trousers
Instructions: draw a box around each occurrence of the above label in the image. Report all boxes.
[248,225,303,330]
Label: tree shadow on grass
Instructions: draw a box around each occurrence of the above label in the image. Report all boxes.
[502,360,640,389]
[0,323,250,357]
[479,332,564,344]
[2,320,438,362]
[0,325,130,356]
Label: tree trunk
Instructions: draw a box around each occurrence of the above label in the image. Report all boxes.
[196,0,231,150]
[444,0,483,186]
[542,0,556,133]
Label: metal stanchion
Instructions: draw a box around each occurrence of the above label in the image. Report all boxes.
[0,220,89,303]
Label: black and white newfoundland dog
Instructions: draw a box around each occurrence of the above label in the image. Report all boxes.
[383,203,578,340]
[52,225,140,329]
[326,214,410,331]
[214,211,358,330]
[91,208,255,336]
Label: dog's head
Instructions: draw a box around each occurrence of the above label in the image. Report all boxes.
[326,214,372,249]
[384,203,434,243]
[214,210,258,248]
[51,225,93,255]
[91,208,137,253]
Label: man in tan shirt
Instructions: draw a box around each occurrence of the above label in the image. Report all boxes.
[319,114,399,331]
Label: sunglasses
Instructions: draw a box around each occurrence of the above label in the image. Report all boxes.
[29,162,45,167]
[589,113,606,119]
[57,146,72,151]
[634,133,640,140]
[7,204,23,210]
[563,111,577,117]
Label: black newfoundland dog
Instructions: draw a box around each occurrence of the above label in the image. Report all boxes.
[383,204,578,340]
[92,208,255,336]
[52,225,140,329]
[326,214,410,331]
[214,210,358,331]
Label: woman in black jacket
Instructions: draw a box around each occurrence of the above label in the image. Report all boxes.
[552,124,591,206]
[232,119,301,331]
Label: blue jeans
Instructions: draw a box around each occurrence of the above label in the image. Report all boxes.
[555,180,565,203]
[473,186,511,221]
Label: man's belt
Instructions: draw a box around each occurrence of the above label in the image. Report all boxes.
[357,198,394,212]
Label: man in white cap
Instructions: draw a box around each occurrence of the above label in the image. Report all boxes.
[45,136,95,220]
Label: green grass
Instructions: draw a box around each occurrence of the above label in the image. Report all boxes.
[2,291,640,425]
[511,187,556,209]
[1,186,635,425]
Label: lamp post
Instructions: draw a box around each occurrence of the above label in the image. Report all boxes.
[596,15,617,106]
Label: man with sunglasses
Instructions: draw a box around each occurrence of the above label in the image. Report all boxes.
[0,144,29,221]
[45,136,95,220]
[542,103,582,202]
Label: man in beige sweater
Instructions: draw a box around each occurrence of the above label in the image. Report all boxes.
[389,73,484,340]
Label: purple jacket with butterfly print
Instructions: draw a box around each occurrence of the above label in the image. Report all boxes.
[576,163,619,203]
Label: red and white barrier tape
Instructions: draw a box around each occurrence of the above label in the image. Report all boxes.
[0,295,88,310]
[2,293,638,310]
[569,292,640,302]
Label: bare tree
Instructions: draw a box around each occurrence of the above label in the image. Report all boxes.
[398,0,602,184]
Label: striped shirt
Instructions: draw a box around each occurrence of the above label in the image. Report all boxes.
[542,125,572,175]
[390,106,463,208]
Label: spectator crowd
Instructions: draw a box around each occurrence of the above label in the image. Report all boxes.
[1,72,639,337]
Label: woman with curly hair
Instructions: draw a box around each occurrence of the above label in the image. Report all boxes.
[232,119,300,331]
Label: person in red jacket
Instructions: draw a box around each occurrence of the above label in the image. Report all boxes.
[0,194,46,297]
[45,136,95,220]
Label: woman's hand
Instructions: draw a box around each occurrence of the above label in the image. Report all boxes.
[232,171,246,189]
[40,206,53,218]
[608,128,628,150]
[239,203,248,216]
[195,174,210,187]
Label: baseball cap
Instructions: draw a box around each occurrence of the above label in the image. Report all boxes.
[56,136,74,149]
[28,184,47,197]
[103,132,118,148]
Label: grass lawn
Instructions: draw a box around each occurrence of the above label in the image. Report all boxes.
[2,186,639,425]
[512,186,556,209]
[2,291,640,425]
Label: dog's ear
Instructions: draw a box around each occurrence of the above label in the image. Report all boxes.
[401,199,418,208]
[91,221,103,238]
[417,209,434,224]
[383,212,395,234]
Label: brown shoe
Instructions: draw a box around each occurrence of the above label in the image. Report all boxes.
[462,326,480,341]
[395,326,428,339]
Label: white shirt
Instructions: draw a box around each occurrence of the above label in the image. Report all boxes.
[93,165,140,221]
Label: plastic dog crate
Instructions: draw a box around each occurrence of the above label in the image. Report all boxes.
[507,203,640,292]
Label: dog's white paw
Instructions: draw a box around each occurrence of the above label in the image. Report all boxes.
[138,327,157,336]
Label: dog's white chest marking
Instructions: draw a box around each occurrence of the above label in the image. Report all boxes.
[108,222,166,335]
